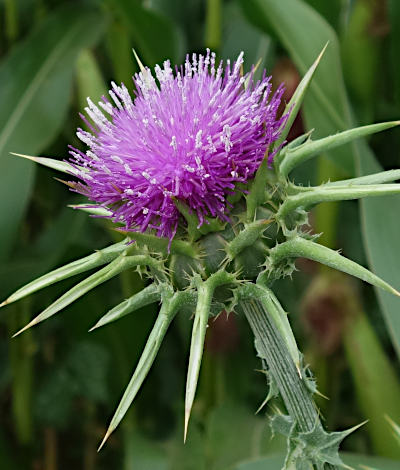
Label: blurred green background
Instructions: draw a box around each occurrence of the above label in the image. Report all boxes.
[1,0,400,469]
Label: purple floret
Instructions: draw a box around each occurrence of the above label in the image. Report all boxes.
[69,50,287,240]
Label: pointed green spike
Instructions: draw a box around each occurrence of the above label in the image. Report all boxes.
[274,43,328,166]
[98,289,190,451]
[277,184,400,220]
[68,204,113,217]
[11,152,80,175]
[12,253,163,336]
[89,283,162,331]
[279,121,400,178]
[184,281,213,442]
[1,239,130,307]
[325,169,400,187]
[269,237,400,297]
[184,270,237,440]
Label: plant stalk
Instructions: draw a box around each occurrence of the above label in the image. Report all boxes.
[239,298,337,470]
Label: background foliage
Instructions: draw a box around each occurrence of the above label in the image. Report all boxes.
[0,0,399,468]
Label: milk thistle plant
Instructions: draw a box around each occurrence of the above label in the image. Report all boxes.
[4,48,400,469]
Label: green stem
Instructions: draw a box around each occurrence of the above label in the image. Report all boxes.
[239,298,337,470]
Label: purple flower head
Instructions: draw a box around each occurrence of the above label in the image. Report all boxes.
[70,50,287,240]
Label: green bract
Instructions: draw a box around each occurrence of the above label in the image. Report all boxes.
[3,48,400,469]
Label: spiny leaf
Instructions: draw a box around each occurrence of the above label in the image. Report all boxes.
[277,184,400,220]
[1,239,130,306]
[10,152,80,175]
[98,289,191,450]
[273,44,328,164]
[68,204,113,217]
[89,283,162,331]
[12,253,161,336]
[269,237,400,297]
[279,121,400,178]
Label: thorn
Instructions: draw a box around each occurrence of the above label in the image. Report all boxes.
[97,428,112,452]
[54,177,76,188]
[88,322,100,332]
[316,42,329,65]
[255,396,269,415]
[0,299,9,308]
[132,49,146,74]
[10,152,39,162]
[296,362,302,378]
[12,321,35,338]
[315,389,330,400]
[183,409,190,443]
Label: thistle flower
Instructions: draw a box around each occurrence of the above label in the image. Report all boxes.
[70,50,287,239]
[4,47,400,469]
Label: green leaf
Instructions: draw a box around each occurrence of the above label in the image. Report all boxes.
[89,283,162,331]
[344,312,400,458]
[75,49,107,111]
[114,0,184,66]
[0,4,105,261]
[279,122,399,178]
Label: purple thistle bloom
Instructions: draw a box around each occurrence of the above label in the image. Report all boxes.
[69,50,287,240]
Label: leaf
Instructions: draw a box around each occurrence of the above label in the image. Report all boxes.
[240,0,400,359]
[0,4,105,261]
[75,49,107,111]
[114,0,185,66]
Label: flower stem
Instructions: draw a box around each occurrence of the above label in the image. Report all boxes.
[239,298,337,470]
